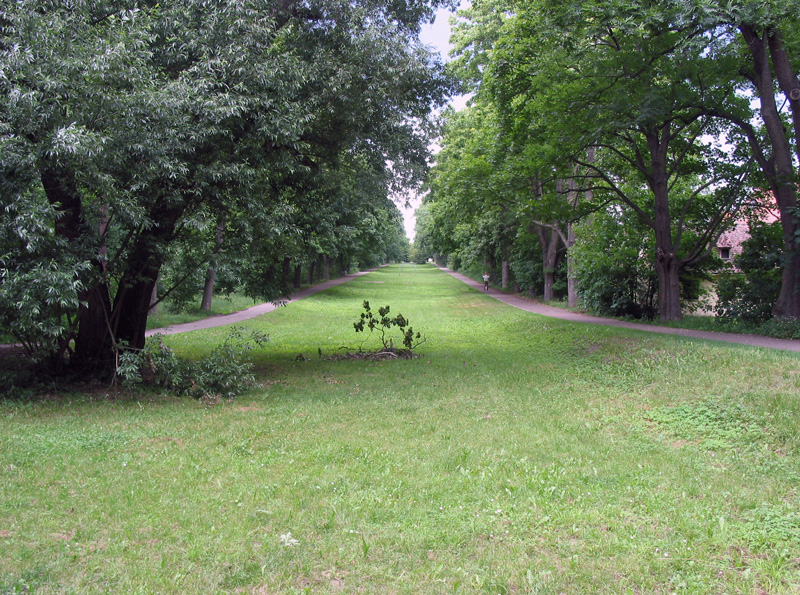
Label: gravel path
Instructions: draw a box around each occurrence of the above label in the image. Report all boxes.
[440,267,800,354]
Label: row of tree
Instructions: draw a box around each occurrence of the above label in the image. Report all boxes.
[416,0,800,322]
[1,0,454,377]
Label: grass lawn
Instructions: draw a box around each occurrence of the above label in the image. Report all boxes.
[2,264,799,594]
[146,293,264,331]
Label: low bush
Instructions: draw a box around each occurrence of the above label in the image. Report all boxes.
[116,327,269,401]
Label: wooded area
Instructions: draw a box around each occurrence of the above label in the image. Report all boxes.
[3,0,800,382]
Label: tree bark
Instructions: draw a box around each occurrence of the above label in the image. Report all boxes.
[501,260,509,289]
[282,257,292,285]
[294,263,302,288]
[41,167,115,370]
[201,220,226,312]
[200,268,216,312]
[645,125,683,321]
[109,200,185,357]
[534,224,562,302]
[741,25,800,319]
[567,221,578,308]
[149,281,159,316]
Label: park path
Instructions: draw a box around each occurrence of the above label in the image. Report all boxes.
[440,267,800,354]
[148,263,800,354]
[145,268,380,337]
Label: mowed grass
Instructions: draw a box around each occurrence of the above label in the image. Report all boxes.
[2,264,800,594]
[146,293,262,331]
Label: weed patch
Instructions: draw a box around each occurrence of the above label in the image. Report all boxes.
[645,399,768,450]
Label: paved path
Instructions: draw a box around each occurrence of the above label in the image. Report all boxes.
[4,265,798,353]
[146,269,379,337]
[440,267,800,354]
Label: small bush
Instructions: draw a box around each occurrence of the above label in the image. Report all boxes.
[715,219,782,323]
[351,301,424,356]
[116,327,269,400]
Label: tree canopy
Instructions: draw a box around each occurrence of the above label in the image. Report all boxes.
[420,0,800,322]
[1,0,455,375]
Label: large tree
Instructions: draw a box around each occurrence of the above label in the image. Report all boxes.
[0,0,454,375]
[473,0,755,320]
[689,1,800,319]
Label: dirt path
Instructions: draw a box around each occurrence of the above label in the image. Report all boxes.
[146,269,379,337]
[6,265,797,354]
[441,268,800,354]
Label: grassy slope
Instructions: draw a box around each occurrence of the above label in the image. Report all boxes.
[2,264,799,594]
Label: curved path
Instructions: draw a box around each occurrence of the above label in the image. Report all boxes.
[8,265,796,354]
[146,269,379,337]
[147,264,799,353]
[440,267,800,354]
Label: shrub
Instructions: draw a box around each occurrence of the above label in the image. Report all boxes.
[715,219,783,323]
[352,301,423,354]
[572,212,657,318]
[116,327,269,400]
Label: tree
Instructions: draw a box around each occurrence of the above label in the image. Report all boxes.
[0,0,455,376]
[687,1,800,319]
[477,0,755,320]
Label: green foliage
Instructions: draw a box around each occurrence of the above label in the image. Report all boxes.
[715,219,784,323]
[352,300,422,352]
[0,195,91,362]
[116,327,269,401]
[572,210,658,318]
[1,0,451,375]
[647,399,766,450]
[741,504,800,549]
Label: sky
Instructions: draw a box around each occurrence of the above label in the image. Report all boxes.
[399,4,467,242]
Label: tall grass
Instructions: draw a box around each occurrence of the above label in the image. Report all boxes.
[2,264,799,594]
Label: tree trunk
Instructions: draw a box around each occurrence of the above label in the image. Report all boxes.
[646,125,683,321]
[294,264,302,288]
[567,221,578,308]
[741,25,800,319]
[108,201,185,357]
[41,167,116,369]
[766,28,800,319]
[149,281,159,315]
[200,268,216,312]
[282,257,292,287]
[73,279,114,371]
[534,224,561,302]
[308,260,316,285]
[201,220,226,312]
[654,247,682,320]
[323,255,330,280]
[501,260,510,289]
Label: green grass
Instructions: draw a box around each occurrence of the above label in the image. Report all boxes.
[2,264,800,594]
[146,293,262,330]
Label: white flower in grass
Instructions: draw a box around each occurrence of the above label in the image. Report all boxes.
[280,532,300,547]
